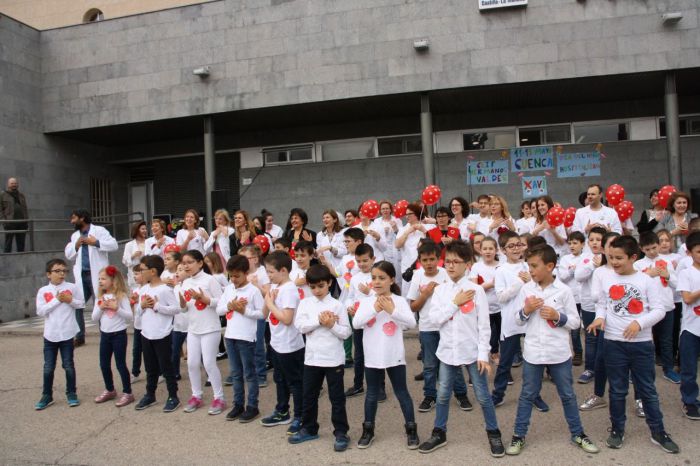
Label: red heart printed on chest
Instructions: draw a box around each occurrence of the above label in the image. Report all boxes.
[382,321,397,336]
[367,317,376,327]
[269,314,280,326]
[609,285,625,300]
[628,298,643,314]
[694,305,700,316]
[547,319,557,329]
[184,290,192,302]
[460,301,474,314]
[226,310,234,320]
[44,292,54,303]
[347,260,355,270]
[298,288,305,300]
[477,275,484,285]
[343,272,352,282]
[354,301,360,311]
[195,299,206,311]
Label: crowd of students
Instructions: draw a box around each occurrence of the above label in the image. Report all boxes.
[34,183,700,457]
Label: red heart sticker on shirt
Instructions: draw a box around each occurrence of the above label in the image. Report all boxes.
[184,290,192,302]
[105,309,116,318]
[583,259,590,264]
[97,300,103,306]
[609,285,625,300]
[367,317,376,327]
[44,292,54,303]
[354,301,360,311]
[547,319,557,329]
[655,259,667,269]
[347,260,355,270]
[628,298,643,314]
[382,321,397,336]
[477,275,484,285]
[226,310,234,320]
[298,288,305,300]
[269,313,280,326]
[460,301,474,314]
[195,299,206,311]
[343,272,352,282]
[694,305,700,316]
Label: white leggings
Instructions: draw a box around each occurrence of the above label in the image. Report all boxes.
[187,331,223,400]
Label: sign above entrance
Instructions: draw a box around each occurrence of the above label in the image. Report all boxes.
[479,0,528,11]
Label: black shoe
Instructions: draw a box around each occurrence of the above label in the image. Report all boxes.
[175,374,182,381]
[418,428,446,453]
[651,431,680,454]
[417,352,423,361]
[205,380,211,387]
[457,395,473,412]
[265,361,274,371]
[135,395,157,411]
[73,338,85,347]
[405,421,419,449]
[163,396,180,412]
[487,429,505,457]
[506,373,514,385]
[226,404,244,421]
[378,387,387,403]
[418,396,436,412]
[344,386,364,398]
[357,422,375,449]
[344,359,354,369]
[239,406,260,423]
[414,372,424,381]
[572,352,583,366]
[683,403,700,420]
[334,433,350,452]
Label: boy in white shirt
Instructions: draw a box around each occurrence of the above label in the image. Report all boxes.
[418,241,504,457]
[261,251,304,435]
[557,231,585,366]
[677,232,700,420]
[635,232,679,383]
[217,255,264,423]
[291,241,314,301]
[290,264,352,451]
[588,236,679,453]
[135,255,181,412]
[467,195,493,236]
[35,259,85,410]
[505,245,598,456]
[408,241,469,412]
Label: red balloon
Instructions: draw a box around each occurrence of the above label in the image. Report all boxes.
[546,206,565,228]
[253,234,270,254]
[421,185,442,206]
[614,200,634,222]
[564,207,577,228]
[606,184,625,207]
[163,243,180,254]
[658,185,677,209]
[393,200,408,218]
[360,199,380,219]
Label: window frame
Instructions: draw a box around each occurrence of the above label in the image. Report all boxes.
[262,144,315,166]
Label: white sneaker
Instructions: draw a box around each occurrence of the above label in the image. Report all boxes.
[579,394,607,411]
[635,399,645,418]
[130,374,141,384]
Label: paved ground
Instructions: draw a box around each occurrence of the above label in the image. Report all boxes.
[0,314,698,466]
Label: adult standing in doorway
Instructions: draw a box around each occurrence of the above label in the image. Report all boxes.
[571,184,622,236]
[64,209,118,346]
[1,177,29,253]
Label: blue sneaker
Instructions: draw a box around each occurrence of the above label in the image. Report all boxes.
[334,433,350,452]
[260,410,291,426]
[577,370,595,384]
[288,428,320,444]
[533,397,549,412]
[287,417,302,435]
[35,395,54,410]
[663,371,681,384]
[67,393,80,407]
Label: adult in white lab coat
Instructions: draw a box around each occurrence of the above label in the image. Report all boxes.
[64,209,118,345]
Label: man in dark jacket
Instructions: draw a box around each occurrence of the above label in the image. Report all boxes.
[1,177,29,253]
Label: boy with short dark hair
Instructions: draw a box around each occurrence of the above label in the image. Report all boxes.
[506,245,598,456]
[35,258,85,410]
[557,231,586,366]
[677,231,700,420]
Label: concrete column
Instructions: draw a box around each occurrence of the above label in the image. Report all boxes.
[664,72,682,189]
[420,93,434,186]
[203,116,215,232]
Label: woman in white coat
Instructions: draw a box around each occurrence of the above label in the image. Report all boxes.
[121,221,147,288]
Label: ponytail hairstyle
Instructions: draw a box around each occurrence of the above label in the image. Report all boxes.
[371,260,401,295]
[182,250,211,275]
[98,265,128,300]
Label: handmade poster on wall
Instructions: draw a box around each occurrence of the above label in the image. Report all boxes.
[467,160,509,185]
[521,176,548,199]
[557,152,601,178]
[510,146,554,172]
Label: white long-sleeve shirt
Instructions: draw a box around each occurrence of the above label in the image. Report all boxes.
[397,224,434,273]
[515,279,580,365]
[290,267,312,301]
[634,256,677,312]
[140,283,180,340]
[316,230,347,271]
[216,282,264,342]
[122,239,146,288]
[515,217,536,235]
[468,261,499,314]
[572,205,622,236]
[176,228,208,255]
[268,281,304,353]
[407,267,449,331]
[360,224,386,261]
[373,216,403,260]
[677,266,700,338]
[172,284,189,332]
[558,253,584,303]
[295,293,352,367]
[144,235,174,259]
[345,270,374,313]
[494,261,529,339]
[36,282,84,342]
[180,270,223,335]
[91,294,133,333]
[595,271,666,342]
[535,222,569,257]
[574,252,601,312]
[353,294,416,369]
[204,227,236,260]
[430,275,491,366]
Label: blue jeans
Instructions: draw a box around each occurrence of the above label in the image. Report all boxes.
[43,338,76,396]
[255,320,267,380]
[652,310,674,372]
[225,338,259,408]
[420,331,467,398]
[680,331,700,406]
[435,362,498,432]
[571,304,583,355]
[132,328,143,377]
[492,334,521,401]
[365,365,414,424]
[514,359,583,439]
[605,340,665,434]
[581,310,597,371]
[99,329,131,394]
[171,331,187,378]
[76,270,94,341]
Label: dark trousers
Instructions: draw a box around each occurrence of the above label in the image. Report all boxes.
[142,333,178,398]
[571,304,583,355]
[271,347,305,419]
[581,310,597,371]
[352,328,365,388]
[492,333,520,400]
[171,331,187,378]
[99,329,131,394]
[132,328,143,377]
[672,302,682,364]
[365,365,414,424]
[652,310,675,372]
[680,331,700,406]
[3,230,25,253]
[43,338,76,396]
[76,270,94,341]
[489,313,501,354]
[301,364,348,436]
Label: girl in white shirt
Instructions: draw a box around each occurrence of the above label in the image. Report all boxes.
[262,209,284,240]
[178,250,225,415]
[171,263,189,380]
[515,201,536,235]
[353,261,418,450]
[241,244,272,385]
[373,200,403,273]
[144,219,174,259]
[91,265,134,406]
[359,211,386,261]
[176,209,209,255]
[469,237,501,362]
[532,196,568,257]
[487,195,516,241]
[122,221,147,288]
[448,196,471,240]
[396,203,435,294]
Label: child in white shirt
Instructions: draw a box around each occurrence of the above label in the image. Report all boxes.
[677,232,700,419]
[240,244,271,387]
[469,237,501,364]
[35,259,85,410]
[130,264,146,383]
[557,231,585,366]
[171,263,188,380]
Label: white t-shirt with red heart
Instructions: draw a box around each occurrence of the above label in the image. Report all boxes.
[677,265,700,338]
[268,281,304,354]
[407,267,449,331]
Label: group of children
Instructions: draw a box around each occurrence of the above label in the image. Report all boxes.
[35,199,700,457]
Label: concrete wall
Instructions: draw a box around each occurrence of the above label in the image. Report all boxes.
[0,14,130,251]
[240,137,700,231]
[40,0,700,133]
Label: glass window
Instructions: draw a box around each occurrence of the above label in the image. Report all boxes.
[263,145,313,165]
[322,140,375,162]
[377,135,422,156]
[519,125,570,146]
[659,117,690,137]
[463,130,516,150]
[574,122,629,143]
